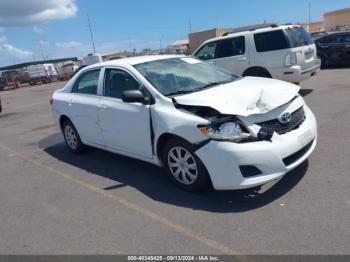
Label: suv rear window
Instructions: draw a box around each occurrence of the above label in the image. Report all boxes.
[254,30,290,52]
[285,27,313,47]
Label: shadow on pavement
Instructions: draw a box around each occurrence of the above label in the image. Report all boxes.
[39,133,309,213]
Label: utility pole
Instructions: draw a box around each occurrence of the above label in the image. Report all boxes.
[308,2,311,32]
[87,15,96,53]
[188,20,192,33]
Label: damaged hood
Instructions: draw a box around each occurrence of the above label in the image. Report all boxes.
[174,77,300,116]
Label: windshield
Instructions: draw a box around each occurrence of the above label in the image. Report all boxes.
[285,27,313,47]
[134,57,237,96]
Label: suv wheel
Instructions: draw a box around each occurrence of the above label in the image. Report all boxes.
[62,120,85,154]
[163,138,210,191]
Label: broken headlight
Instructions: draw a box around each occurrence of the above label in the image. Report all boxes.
[198,119,251,142]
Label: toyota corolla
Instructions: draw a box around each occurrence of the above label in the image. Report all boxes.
[51,55,317,191]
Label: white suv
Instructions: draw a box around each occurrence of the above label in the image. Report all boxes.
[51,55,317,191]
[193,24,321,83]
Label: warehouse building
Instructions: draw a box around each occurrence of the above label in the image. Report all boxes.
[188,28,232,52]
[323,7,350,31]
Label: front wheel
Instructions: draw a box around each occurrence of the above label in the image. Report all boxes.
[62,120,85,154]
[163,138,211,191]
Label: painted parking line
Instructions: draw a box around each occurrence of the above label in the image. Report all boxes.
[0,143,255,261]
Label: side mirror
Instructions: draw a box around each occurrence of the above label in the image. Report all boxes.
[121,90,146,104]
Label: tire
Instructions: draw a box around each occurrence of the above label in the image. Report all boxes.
[163,138,211,192]
[243,68,272,78]
[62,119,85,154]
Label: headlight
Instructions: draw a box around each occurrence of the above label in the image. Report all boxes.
[198,121,251,142]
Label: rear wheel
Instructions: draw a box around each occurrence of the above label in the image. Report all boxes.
[62,120,85,154]
[163,138,210,191]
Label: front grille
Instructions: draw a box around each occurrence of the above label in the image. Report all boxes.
[283,140,314,166]
[257,107,305,135]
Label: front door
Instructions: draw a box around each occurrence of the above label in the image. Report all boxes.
[98,68,153,159]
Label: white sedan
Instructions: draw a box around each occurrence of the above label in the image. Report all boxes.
[51,55,317,191]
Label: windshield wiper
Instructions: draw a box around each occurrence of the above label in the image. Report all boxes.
[166,89,197,96]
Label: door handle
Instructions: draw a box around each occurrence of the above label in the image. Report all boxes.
[237,57,247,61]
[99,104,109,110]
[320,45,328,48]
[345,45,350,48]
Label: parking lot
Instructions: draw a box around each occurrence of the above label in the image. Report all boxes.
[0,68,349,255]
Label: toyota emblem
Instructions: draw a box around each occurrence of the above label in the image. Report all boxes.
[279,112,292,124]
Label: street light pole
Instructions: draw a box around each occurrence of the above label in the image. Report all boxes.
[87,15,96,53]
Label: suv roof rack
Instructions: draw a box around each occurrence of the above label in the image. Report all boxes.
[222,23,279,36]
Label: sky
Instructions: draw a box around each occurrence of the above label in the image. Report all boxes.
[0,0,349,67]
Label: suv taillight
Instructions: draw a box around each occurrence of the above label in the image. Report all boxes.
[284,52,297,67]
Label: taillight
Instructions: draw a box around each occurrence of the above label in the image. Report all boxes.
[284,52,297,67]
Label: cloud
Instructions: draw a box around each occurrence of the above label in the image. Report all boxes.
[0,0,78,27]
[0,34,33,61]
[55,41,83,49]
[0,35,7,44]
[39,40,50,48]
[33,25,45,34]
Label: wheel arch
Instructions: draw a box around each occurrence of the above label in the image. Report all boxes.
[59,115,71,131]
[242,66,272,78]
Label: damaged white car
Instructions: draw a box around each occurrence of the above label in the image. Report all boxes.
[51,55,317,191]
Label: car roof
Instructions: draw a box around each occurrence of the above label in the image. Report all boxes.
[197,24,301,47]
[85,55,185,69]
[314,30,350,40]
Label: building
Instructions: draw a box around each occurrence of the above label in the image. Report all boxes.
[167,39,189,54]
[300,7,350,32]
[188,28,232,53]
[300,21,324,32]
[102,51,136,61]
[0,57,79,71]
[324,7,350,31]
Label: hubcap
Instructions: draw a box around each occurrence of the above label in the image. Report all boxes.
[64,125,78,150]
[167,146,198,185]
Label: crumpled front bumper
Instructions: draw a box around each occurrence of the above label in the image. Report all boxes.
[195,105,317,190]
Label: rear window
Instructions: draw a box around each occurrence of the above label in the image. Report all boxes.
[254,30,290,52]
[285,27,313,47]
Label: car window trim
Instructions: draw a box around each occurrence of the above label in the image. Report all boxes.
[71,68,103,96]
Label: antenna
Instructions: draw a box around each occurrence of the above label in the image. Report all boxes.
[87,15,96,53]
[308,2,311,32]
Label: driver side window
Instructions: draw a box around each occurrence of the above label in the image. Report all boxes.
[195,42,217,61]
[103,69,143,99]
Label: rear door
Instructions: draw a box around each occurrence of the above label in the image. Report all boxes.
[340,33,350,65]
[213,36,248,76]
[69,69,104,145]
[317,34,345,65]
